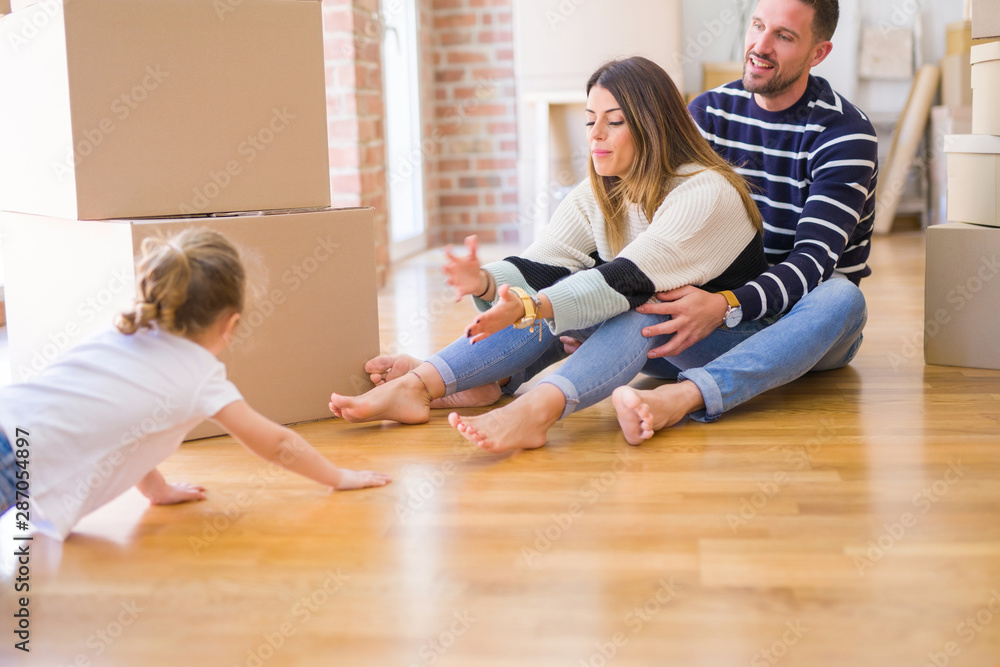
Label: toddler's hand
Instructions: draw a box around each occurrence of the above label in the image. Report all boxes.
[148,482,207,506]
[335,469,392,491]
[443,235,486,301]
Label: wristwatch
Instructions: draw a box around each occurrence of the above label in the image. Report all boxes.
[509,286,544,339]
[719,290,743,329]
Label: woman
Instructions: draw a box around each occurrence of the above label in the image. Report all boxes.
[329,56,766,453]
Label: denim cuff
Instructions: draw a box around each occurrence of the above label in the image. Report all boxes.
[537,375,580,420]
[676,367,723,422]
[426,353,459,396]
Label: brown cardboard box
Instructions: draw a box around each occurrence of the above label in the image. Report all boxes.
[972,0,1000,39]
[0,207,379,439]
[971,42,1000,135]
[924,222,1000,370]
[0,0,10,16]
[941,53,973,108]
[702,62,744,93]
[945,134,1000,227]
[0,0,330,220]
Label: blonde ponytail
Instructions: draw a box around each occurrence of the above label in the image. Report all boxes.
[116,230,245,336]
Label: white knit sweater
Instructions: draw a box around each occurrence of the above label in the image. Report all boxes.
[478,164,762,334]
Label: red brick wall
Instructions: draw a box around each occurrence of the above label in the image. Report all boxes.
[322,0,390,285]
[423,0,520,246]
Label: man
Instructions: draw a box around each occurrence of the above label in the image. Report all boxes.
[367,0,875,444]
[611,0,876,442]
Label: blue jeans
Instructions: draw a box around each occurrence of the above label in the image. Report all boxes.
[499,277,867,423]
[0,430,16,514]
[428,309,678,420]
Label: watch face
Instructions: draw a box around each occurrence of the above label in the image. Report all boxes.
[725,307,742,328]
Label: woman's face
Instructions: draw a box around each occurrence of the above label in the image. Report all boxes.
[586,84,635,178]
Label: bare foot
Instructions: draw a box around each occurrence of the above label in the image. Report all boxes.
[447,384,565,453]
[329,373,432,424]
[612,381,704,445]
[365,354,501,409]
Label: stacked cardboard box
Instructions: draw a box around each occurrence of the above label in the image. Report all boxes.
[926,13,1000,370]
[0,0,380,437]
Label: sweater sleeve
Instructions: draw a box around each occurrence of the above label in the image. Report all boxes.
[538,169,757,333]
[731,123,878,320]
[473,180,599,312]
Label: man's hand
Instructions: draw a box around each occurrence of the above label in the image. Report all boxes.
[636,286,729,358]
[464,284,525,343]
[443,235,487,301]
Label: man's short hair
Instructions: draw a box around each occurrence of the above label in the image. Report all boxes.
[798,0,839,42]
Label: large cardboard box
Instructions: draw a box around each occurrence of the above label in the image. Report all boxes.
[971,42,1000,135]
[945,134,1000,228]
[0,0,10,16]
[941,52,973,108]
[972,0,1000,39]
[925,222,1000,370]
[0,0,330,220]
[0,208,379,439]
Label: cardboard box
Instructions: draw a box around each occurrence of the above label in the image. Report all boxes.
[971,42,1000,135]
[941,52,973,108]
[702,62,744,93]
[930,107,972,226]
[945,134,1000,227]
[0,207,379,439]
[0,0,330,220]
[925,222,1000,370]
[0,0,10,16]
[972,0,1000,39]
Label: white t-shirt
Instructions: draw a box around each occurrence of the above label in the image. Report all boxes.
[0,328,243,539]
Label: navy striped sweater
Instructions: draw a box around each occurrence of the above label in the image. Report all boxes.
[689,75,879,321]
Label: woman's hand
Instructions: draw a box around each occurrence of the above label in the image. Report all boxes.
[464,284,526,343]
[443,235,487,301]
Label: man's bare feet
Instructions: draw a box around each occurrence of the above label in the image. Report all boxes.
[447,384,565,453]
[329,372,432,424]
[365,354,502,409]
[612,381,705,445]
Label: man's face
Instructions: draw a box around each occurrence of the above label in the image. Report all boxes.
[742,0,818,99]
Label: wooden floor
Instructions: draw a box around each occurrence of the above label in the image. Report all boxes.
[2,232,999,666]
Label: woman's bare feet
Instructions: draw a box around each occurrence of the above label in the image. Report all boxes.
[612,381,705,445]
[365,354,502,408]
[447,384,565,453]
[329,371,433,424]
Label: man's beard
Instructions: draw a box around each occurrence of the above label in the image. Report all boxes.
[742,53,809,97]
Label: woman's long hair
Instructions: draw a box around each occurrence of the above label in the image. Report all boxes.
[586,57,763,254]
